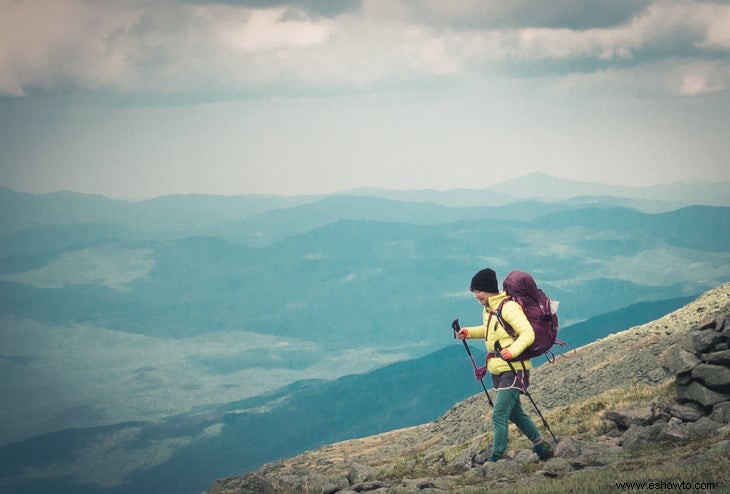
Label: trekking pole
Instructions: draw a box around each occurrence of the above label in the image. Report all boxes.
[496,342,558,444]
[452,319,494,408]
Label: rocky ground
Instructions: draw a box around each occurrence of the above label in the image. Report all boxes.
[208,283,730,494]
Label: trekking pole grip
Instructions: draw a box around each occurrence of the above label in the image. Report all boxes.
[451,318,460,338]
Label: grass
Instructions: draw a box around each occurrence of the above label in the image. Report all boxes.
[479,441,730,493]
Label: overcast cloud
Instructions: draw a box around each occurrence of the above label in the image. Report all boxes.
[1,0,729,198]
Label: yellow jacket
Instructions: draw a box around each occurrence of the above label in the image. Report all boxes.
[465,292,535,375]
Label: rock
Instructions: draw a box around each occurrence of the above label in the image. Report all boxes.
[481,458,524,480]
[676,380,730,407]
[691,363,730,392]
[472,451,489,466]
[429,477,459,490]
[651,399,672,422]
[713,313,726,333]
[446,438,482,470]
[348,462,376,485]
[576,439,626,466]
[322,476,350,494]
[662,347,701,375]
[621,424,664,452]
[603,403,656,430]
[700,349,730,365]
[685,417,723,440]
[669,402,705,422]
[709,401,730,425]
[220,473,277,494]
[691,329,725,353]
[541,457,572,475]
[676,372,693,385]
[659,418,690,444]
[401,477,457,491]
[601,418,622,437]
[554,436,582,458]
[697,315,720,331]
[350,480,390,491]
[513,449,539,464]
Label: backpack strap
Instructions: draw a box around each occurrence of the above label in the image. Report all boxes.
[494,297,517,338]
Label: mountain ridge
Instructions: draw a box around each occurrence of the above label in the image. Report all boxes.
[3,173,729,234]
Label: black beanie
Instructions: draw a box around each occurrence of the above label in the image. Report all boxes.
[470,268,499,293]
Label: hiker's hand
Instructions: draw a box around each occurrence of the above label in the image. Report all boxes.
[500,348,513,360]
[456,328,469,340]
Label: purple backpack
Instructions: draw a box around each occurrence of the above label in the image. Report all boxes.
[495,270,562,361]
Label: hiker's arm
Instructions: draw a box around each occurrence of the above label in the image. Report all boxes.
[501,301,535,358]
[458,325,486,340]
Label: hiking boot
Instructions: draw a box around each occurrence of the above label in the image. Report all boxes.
[489,453,503,462]
[533,442,554,461]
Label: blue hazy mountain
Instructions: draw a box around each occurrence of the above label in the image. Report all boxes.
[1,203,726,341]
[3,174,729,234]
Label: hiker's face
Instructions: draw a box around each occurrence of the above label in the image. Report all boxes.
[472,290,489,306]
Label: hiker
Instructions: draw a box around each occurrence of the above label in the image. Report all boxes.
[456,267,554,462]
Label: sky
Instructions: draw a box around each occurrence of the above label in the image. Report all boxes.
[1,0,729,200]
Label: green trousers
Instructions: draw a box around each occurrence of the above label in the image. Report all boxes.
[492,387,541,459]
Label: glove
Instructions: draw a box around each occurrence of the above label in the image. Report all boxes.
[474,365,487,381]
[500,348,513,360]
[456,328,469,340]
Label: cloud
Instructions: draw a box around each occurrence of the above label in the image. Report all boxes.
[0,0,728,98]
[191,0,362,18]
[0,245,155,290]
[359,0,650,30]
[0,0,140,96]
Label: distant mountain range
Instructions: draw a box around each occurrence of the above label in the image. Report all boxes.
[1,173,728,234]
[344,172,729,209]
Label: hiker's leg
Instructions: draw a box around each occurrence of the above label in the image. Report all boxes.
[508,397,541,444]
[491,388,520,460]
[509,396,554,460]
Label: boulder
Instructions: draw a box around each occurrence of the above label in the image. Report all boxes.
[223,473,277,494]
[542,457,572,474]
[669,402,705,422]
[659,418,690,444]
[691,329,725,353]
[554,436,582,458]
[685,417,723,441]
[347,462,376,485]
[662,347,701,375]
[701,349,730,365]
[447,437,483,470]
[621,424,664,452]
[710,401,730,425]
[691,363,730,392]
[513,449,539,465]
[350,480,391,491]
[676,380,730,407]
[481,458,524,479]
[603,403,656,430]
